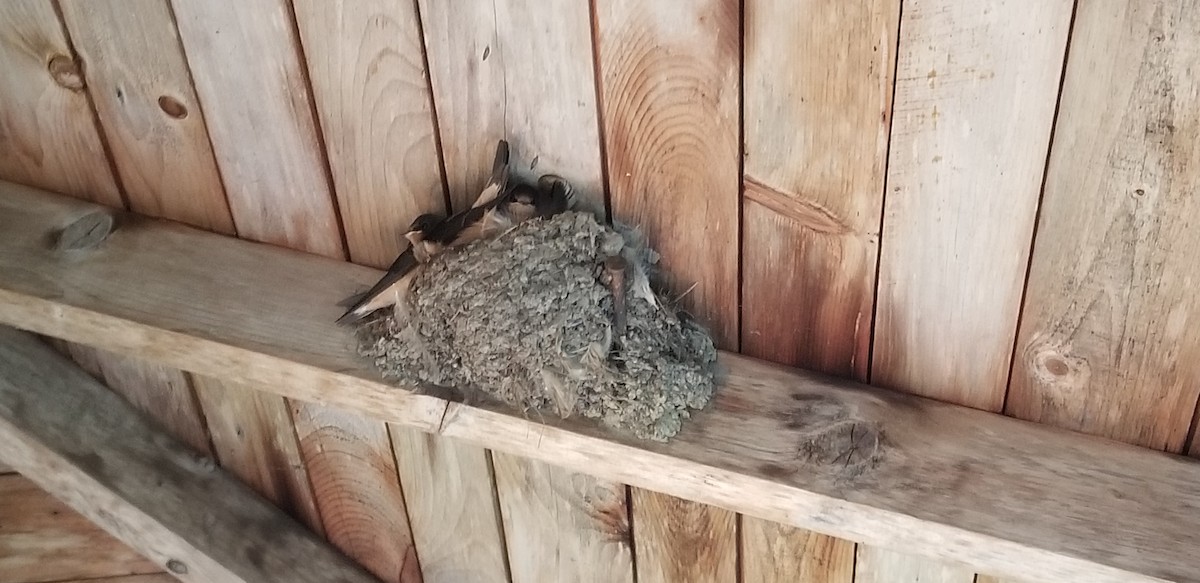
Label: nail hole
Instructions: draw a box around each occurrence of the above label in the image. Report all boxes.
[158,95,188,119]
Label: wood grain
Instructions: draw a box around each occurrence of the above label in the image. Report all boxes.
[594,2,741,579]
[6,184,1200,583]
[419,0,606,215]
[292,0,446,269]
[292,405,421,582]
[0,327,380,583]
[741,0,899,577]
[596,0,740,347]
[418,5,620,580]
[855,546,974,583]
[191,376,325,533]
[61,344,212,456]
[172,4,427,578]
[57,0,234,234]
[0,0,122,207]
[0,474,158,583]
[740,521,854,583]
[390,427,508,583]
[493,453,634,583]
[169,0,342,258]
[872,0,1073,410]
[57,576,177,583]
[631,489,736,583]
[742,0,897,379]
[1007,0,1200,453]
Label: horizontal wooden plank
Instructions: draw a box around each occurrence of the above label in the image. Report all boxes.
[0,474,158,583]
[0,326,381,583]
[0,181,1198,583]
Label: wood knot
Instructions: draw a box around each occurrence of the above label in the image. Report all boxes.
[166,559,188,574]
[158,95,188,119]
[47,54,85,91]
[1026,339,1089,390]
[783,393,884,478]
[56,211,115,251]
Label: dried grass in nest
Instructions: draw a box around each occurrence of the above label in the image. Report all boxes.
[355,211,718,442]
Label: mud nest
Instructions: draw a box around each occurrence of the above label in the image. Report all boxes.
[356,211,719,441]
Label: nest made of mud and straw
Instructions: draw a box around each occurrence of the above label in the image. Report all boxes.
[356,210,718,442]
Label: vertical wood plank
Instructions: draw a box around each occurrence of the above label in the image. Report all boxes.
[59,2,332,562]
[872,0,1073,410]
[597,0,741,347]
[740,0,898,578]
[192,376,324,533]
[595,2,741,580]
[391,428,509,583]
[854,547,974,583]
[742,0,897,379]
[740,520,854,583]
[292,0,446,269]
[293,407,421,582]
[493,453,633,583]
[630,489,736,583]
[170,0,342,258]
[1007,0,1200,453]
[864,0,1071,579]
[171,2,422,579]
[420,4,629,581]
[419,0,606,216]
[0,474,159,583]
[0,0,122,206]
[58,0,234,234]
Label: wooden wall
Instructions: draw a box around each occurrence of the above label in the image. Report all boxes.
[2,0,1199,582]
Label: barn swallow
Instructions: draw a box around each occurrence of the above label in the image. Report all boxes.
[336,140,575,325]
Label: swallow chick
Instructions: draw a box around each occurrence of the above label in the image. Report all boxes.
[336,140,576,325]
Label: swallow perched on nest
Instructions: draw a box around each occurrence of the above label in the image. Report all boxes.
[336,139,576,325]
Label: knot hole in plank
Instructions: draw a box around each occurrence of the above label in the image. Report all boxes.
[158,95,188,119]
[47,54,85,91]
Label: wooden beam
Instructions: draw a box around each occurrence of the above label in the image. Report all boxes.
[1,181,1198,583]
[0,326,380,583]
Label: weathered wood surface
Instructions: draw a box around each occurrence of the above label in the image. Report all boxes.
[855,547,975,583]
[0,327,380,583]
[493,453,634,583]
[3,184,1200,582]
[419,0,606,216]
[595,2,742,576]
[293,0,446,269]
[58,0,235,234]
[741,0,898,577]
[170,0,342,258]
[862,1,1073,577]
[389,428,509,583]
[191,376,326,533]
[0,1,122,207]
[1007,0,1200,453]
[291,405,422,582]
[872,0,1073,411]
[419,6,623,580]
[0,474,158,583]
[172,2,425,578]
[630,488,736,583]
[63,344,212,456]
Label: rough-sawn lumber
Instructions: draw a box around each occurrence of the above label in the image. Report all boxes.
[0,325,380,582]
[0,181,1198,583]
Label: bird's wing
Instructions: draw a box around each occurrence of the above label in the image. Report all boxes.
[335,249,420,325]
[471,139,512,209]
